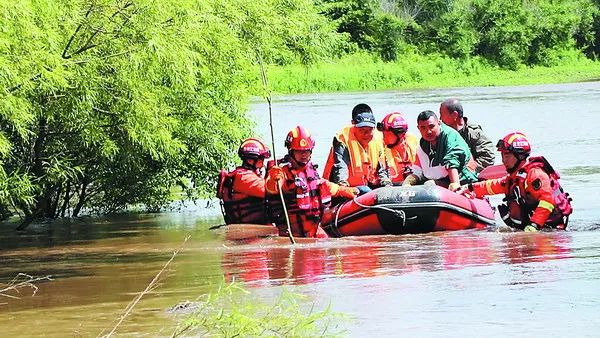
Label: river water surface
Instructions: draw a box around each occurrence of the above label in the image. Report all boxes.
[1,82,600,337]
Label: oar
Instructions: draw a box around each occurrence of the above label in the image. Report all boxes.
[478,164,507,180]
[224,223,279,241]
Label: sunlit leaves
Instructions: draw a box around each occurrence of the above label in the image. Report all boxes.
[173,281,347,337]
[0,0,340,222]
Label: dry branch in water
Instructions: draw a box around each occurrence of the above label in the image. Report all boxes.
[99,235,190,338]
[0,273,52,303]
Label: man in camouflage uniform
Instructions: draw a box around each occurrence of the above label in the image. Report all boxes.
[439,98,495,173]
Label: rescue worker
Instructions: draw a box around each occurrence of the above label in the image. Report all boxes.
[322,103,390,193]
[377,112,419,185]
[439,98,495,173]
[216,138,271,225]
[457,132,573,231]
[403,110,478,191]
[266,126,359,238]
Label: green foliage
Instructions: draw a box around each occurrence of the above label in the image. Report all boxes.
[368,13,407,62]
[172,281,347,337]
[418,0,479,59]
[270,52,600,94]
[574,0,600,59]
[2,0,600,225]
[319,0,379,51]
[0,0,340,225]
[321,0,600,68]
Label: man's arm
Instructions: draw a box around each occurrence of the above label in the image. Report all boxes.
[330,136,350,185]
[526,168,555,227]
[447,167,460,190]
[471,127,495,170]
[458,176,507,198]
[375,147,391,185]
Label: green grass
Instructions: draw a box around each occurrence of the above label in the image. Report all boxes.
[266,52,600,94]
[172,281,348,337]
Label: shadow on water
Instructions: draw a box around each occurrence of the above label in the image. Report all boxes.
[0,214,165,251]
[0,212,220,282]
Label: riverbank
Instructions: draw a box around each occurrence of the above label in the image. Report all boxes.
[266,52,600,94]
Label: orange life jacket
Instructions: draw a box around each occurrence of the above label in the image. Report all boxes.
[268,158,332,237]
[505,156,573,227]
[322,126,384,186]
[217,168,268,224]
[384,133,418,184]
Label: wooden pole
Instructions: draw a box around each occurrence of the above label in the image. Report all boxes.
[258,53,295,245]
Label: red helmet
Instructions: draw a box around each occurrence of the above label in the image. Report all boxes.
[284,126,315,151]
[377,112,408,134]
[496,132,531,158]
[238,138,271,160]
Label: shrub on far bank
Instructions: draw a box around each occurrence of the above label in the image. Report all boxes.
[267,51,600,94]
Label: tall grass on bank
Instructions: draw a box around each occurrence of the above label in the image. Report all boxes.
[267,52,600,94]
[172,281,347,337]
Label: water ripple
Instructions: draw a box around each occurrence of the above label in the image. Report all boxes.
[562,166,600,176]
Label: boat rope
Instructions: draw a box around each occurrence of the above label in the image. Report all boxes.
[333,195,411,229]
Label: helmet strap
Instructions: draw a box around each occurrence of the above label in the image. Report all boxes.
[506,157,524,173]
[242,158,260,170]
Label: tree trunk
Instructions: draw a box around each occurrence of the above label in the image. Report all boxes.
[48,184,62,218]
[73,177,89,217]
[17,116,48,230]
[60,182,72,217]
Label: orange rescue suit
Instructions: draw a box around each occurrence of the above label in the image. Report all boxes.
[469,156,572,228]
[266,159,342,238]
[217,167,268,224]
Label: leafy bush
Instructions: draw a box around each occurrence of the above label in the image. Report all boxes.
[172,281,347,337]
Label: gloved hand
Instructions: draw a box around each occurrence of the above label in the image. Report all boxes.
[448,182,461,192]
[380,178,392,187]
[268,166,285,182]
[338,180,350,187]
[337,186,359,199]
[524,223,539,232]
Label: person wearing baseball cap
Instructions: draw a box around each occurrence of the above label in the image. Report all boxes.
[322,103,391,193]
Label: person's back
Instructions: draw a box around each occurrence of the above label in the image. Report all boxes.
[217,138,271,224]
[322,103,390,190]
[439,98,495,172]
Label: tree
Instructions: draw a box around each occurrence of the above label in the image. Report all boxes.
[0,0,341,228]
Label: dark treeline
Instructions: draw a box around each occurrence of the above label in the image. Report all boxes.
[319,0,600,69]
[1,0,599,228]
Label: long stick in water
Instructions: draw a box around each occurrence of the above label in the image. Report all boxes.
[101,236,190,337]
[258,53,295,245]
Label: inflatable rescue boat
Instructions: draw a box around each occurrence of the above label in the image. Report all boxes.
[321,185,495,237]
